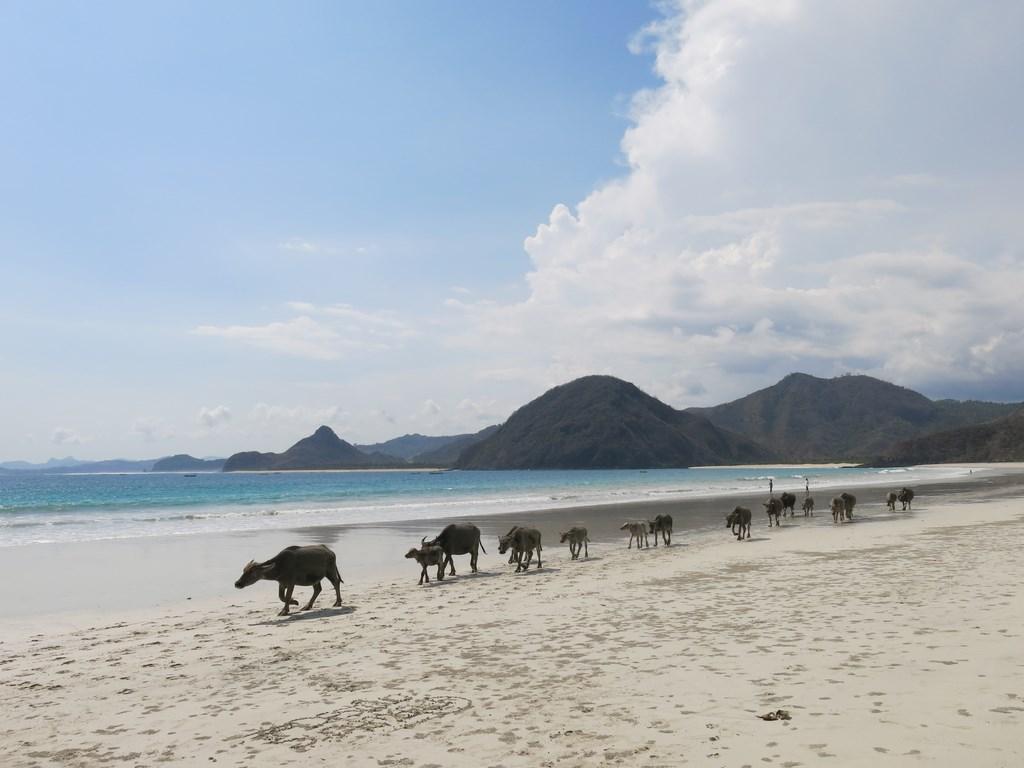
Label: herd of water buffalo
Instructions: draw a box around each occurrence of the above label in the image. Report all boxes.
[235,485,916,615]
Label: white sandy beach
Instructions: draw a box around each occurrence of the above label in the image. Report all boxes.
[2,477,1023,767]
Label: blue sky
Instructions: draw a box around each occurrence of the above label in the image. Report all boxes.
[2,1,657,459]
[3,1,1024,461]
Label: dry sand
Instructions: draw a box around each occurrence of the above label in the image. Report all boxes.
[2,480,1024,766]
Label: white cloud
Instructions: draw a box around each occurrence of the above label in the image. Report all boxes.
[194,303,416,361]
[442,0,1024,406]
[51,427,82,445]
[198,405,232,429]
[132,418,173,443]
[250,403,344,426]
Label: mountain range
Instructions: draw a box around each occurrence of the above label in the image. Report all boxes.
[5,372,1021,473]
[688,373,1020,463]
[457,376,768,469]
[874,407,1024,465]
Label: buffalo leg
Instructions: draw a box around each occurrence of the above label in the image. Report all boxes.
[278,584,299,606]
[302,581,322,611]
[419,565,428,585]
[536,548,542,569]
[437,562,445,581]
[445,553,456,576]
[328,575,343,606]
[470,545,479,573]
[279,585,295,616]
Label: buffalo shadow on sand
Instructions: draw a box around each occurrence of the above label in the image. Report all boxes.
[420,570,501,588]
[252,604,357,627]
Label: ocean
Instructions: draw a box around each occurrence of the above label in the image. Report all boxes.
[0,464,973,548]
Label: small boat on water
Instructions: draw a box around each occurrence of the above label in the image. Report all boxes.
[183,473,197,477]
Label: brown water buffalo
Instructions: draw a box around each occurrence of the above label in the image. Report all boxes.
[559,526,589,560]
[780,492,797,518]
[424,523,486,575]
[840,492,857,521]
[647,513,673,546]
[886,491,898,511]
[234,544,343,616]
[802,496,815,516]
[405,540,445,584]
[898,487,915,510]
[830,496,845,523]
[620,521,648,549]
[498,526,542,572]
[726,506,752,540]
[763,497,782,527]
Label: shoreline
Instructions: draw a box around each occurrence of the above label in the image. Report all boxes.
[2,471,1023,765]
[1,464,1022,626]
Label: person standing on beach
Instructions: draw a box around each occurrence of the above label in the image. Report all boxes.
[805,477,809,495]
[769,478,774,495]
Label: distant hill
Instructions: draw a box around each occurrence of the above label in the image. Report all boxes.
[0,456,86,470]
[152,454,226,472]
[223,426,403,471]
[413,425,500,466]
[46,459,156,473]
[689,373,1021,463]
[355,433,452,461]
[873,408,1024,465]
[457,376,770,469]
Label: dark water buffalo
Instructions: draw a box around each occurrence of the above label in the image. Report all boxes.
[898,487,915,510]
[763,497,782,527]
[647,514,673,546]
[235,544,343,616]
[502,526,522,563]
[840,492,857,521]
[726,506,752,540]
[425,523,486,576]
[405,541,445,584]
[830,496,845,523]
[498,526,542,572]
[620,521,648,549]
[559,526,589,560]
[802,496,815,516]
[886,491,898,511]
[780,492,797,518]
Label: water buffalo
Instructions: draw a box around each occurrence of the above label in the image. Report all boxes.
[559,526,589,560]
[647,513,673,546]
[726,506,752,540]
[498,526,542,572]
[898,487,915,510]
[234,544,343,616]
[830,496,845,523]
[763,497,782,527]
[886,491,898,511]
[502,526,522,564]
[620,521,648,549]
[802,496,815,516]
[405,540,445,585]
[840,492,856,521]
[780,492,797,518]
[425,523,486,576]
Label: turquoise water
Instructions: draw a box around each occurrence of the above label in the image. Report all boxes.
[0,465,969,546]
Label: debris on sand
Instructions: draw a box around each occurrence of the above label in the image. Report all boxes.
[758,709,792,721]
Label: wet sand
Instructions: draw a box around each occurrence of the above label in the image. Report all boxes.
[1,467,1023,766]
[1,464,1019,622]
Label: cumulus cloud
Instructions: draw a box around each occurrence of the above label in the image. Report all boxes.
[444,0,1024,405]
[250,403,344,426]
[198,405,232,429]
[194,303,416,361]
[51,427,82,445]
[132,418,173,443]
